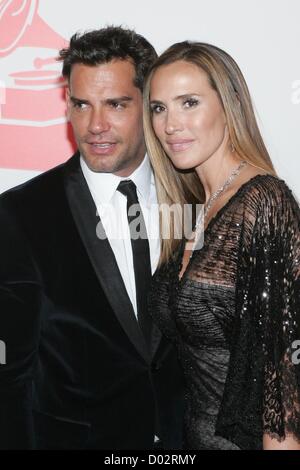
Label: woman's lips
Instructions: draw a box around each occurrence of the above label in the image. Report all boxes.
[166,140,194,152]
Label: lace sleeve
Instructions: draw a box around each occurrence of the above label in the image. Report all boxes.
[254,179,300,442]
[215,176,300,449]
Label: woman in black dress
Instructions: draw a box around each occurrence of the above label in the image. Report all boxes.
[143,42,300,449]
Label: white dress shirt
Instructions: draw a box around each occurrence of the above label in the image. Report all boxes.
[80,154,160,318]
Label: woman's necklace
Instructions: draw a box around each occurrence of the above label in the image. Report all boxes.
[203,159,247,220]
[191,160,248,253]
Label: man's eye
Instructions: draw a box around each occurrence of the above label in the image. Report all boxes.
[73,102,88,110]
[110,102,125,109]
[183,98,199,108]
[151,104,165,114]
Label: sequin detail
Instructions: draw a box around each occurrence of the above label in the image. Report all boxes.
[149,175,300,450]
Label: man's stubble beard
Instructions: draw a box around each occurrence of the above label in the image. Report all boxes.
[79,143,145,175]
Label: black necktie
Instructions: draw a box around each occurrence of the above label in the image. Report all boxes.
[117,180,153,350]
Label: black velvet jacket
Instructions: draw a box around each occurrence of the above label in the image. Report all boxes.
[0,153,184,450]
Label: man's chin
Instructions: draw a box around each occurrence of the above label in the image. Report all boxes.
[80,152,117,173]
[84,162,117,174]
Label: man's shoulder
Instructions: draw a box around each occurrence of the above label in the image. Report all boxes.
[0,153,79,207]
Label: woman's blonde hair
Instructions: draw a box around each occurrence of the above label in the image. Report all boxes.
[143,41,276,266]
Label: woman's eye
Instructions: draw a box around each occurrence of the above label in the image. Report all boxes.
[151,104,165,114]
[183,98,199,108]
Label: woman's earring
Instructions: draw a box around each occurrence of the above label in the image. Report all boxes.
[230,142,235,153]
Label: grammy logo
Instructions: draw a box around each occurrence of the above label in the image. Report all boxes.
[0,0,75,171]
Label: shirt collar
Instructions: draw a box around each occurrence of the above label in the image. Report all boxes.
[80,154,153,206]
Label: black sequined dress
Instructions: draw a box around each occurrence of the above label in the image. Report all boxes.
[149,175,300,450]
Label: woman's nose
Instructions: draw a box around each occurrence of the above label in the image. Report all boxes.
[164,112,183,134]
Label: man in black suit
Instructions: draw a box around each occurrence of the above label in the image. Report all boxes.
[0,26,184,450]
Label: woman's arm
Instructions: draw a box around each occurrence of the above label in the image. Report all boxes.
[259,179,300,450]
[263,433,300,450]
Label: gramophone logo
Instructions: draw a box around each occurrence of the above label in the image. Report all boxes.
[0,0,75,171]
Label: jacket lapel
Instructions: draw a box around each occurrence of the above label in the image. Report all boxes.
[63,154,150,363]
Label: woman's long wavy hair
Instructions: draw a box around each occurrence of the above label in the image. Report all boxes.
[143,41,276,266]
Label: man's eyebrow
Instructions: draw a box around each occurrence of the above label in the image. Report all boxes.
[70,96,89,104]
[105,96,133,103]
[69,96,134,105]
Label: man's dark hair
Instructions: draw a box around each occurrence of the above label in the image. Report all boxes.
[59,26,157,91]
